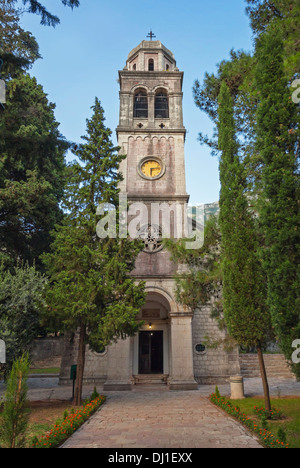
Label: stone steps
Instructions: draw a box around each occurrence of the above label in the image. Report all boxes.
[239,354,293,378]
[132,374,168,386]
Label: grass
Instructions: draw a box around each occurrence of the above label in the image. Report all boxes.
[29,368,60,375]
[229,397,300,449]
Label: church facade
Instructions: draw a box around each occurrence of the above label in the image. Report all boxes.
[59,39,240,389]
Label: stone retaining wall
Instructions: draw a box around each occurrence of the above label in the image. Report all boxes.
[30,337,64,368]
[240,353,294,379]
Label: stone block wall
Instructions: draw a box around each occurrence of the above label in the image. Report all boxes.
[59,333,108,386]
[30,337,64,368]
[192,306,240,384]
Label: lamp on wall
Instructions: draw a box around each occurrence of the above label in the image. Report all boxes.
[148,323,152,329]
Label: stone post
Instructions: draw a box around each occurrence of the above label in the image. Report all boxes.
[230,375,245,399]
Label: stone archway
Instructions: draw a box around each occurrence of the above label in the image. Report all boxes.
[132,291,171,380]
[103,286,198,391]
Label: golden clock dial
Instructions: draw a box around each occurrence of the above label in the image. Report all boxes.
[141,160,162,178]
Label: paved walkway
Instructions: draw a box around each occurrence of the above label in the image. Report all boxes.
[1,376,299,449]
[61,391,262,449]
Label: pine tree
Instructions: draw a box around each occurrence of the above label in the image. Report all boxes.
[9,0,80,27]
[42,99,145,405]
[0,0,40,78]
[0,3,68,268]
[218,81,272,409]
[0,72,68,268]
[255,28,300,379]
[245,1,300,76]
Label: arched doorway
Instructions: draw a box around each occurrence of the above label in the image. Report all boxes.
[133,291,170,378]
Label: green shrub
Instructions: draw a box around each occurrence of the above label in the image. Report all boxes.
[277,428,287,445]
[0,354,30,448]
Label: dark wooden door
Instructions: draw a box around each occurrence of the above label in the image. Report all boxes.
[139,331,163,374]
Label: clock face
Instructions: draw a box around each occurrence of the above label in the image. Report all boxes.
[141,160,162,178]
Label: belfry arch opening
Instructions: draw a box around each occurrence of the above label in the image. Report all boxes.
[148,59,154,71]
[155,90,169,119]
[133,89,148,118]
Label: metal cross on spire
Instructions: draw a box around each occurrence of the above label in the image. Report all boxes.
[147,30,156,41]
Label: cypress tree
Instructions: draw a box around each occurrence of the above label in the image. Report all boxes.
[218,81,272,410]
[42,99,145,405]
[255,28,300,379]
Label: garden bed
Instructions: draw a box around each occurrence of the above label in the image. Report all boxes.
[0,395,106,448]
[210,390,300,449]
[31,395,106,448]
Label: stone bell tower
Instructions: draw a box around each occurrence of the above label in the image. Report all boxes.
[102,38,198,391]
[58,37,241,388]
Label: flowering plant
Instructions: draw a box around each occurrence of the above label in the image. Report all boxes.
[32,395,106,449]
[253,405,283,420]
[210,392,288,449]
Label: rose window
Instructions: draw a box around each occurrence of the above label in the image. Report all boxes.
[138,225,163,253]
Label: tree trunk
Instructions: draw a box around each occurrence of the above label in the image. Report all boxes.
[73,321,86,406]
[257,342,271,413]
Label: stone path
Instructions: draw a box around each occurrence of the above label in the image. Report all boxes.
[1,376,298,449]
[61,391,262,449]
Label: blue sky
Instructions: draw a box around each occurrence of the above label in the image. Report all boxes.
[19,0,254,205]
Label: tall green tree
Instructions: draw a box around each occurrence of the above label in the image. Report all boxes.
[0,2,68,268]
[192,1,299,381]
[245,0,300,76]
[193,1,299,194]
[0,0,40,78]
[218,81,272,410]
[42,99,146,405]
[255,28,300,379]
[0,72,68,268]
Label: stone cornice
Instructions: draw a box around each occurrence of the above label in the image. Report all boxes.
[127,194,190,202]
[119,70,184,79]
[116,127,186,136]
